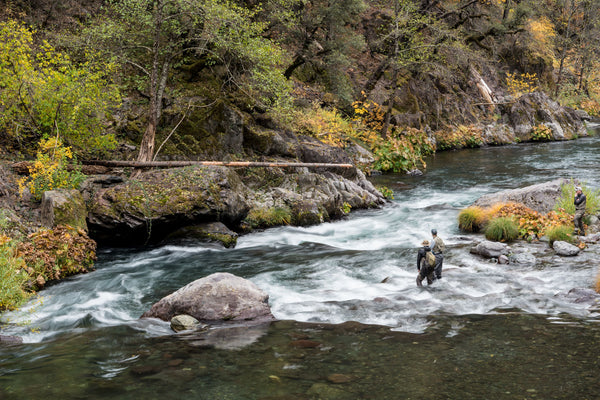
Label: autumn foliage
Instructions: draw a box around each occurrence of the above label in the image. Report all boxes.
[17,225,96,286]
[458,202,574,242]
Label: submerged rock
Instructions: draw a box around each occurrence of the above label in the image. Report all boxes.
[165,222,238,248]
[0,335,23,345]
[141,272,275,323]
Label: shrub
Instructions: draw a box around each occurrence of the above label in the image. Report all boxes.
[546,224,575,246]
[491,202,571,240]
[0,237,31,311]
[17,225,96,284]
[485,217,519,242]
[377,186,394,200]
[434,124,483,151]
[18,137,86,201]
[291,103,353,148]
[505,72,538,98]
[458,206,486,232]
[531,124,553,141]
[371,127,435,173]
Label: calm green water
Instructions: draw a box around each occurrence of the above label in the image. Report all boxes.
[1,134,600,399]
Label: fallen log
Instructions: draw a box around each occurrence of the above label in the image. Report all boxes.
[82,160,355,169]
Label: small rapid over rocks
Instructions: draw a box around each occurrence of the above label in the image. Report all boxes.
[2,135,600,342]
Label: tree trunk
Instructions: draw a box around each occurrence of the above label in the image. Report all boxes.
[137,120,157,162]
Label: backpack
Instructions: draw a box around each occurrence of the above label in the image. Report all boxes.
[426,251,436,268]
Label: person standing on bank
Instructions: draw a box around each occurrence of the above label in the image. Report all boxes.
[431,229,445,280]
[573,186,587,236]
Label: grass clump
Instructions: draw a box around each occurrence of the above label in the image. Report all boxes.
[244,206,292,229]
[485,217,519,242]
[545,224,575,246]
[0,236,32,311]
[458,206,487,232]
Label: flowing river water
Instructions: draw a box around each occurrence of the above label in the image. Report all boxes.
[1,134,600,399]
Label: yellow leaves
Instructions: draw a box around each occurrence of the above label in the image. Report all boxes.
[506,72,538,98]
[0,234,12,247]
[18,137,85,201]
[528,17,556,50]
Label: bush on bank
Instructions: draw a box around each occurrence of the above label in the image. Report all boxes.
[0,225,96,311]
[458,202,574,242]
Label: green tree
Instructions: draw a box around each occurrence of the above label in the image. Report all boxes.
[363,0,459,137]
[263,0,367,105]
[0,20,120,155]
[87,0,290,162]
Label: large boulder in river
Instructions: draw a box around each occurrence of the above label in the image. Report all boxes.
[472,178,569,214]
[141,272,275,323]
[86,164,384,246]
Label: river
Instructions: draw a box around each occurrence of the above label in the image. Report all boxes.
[1,135,600,399]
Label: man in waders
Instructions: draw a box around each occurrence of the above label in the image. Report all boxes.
[573,186,587,236]
[416,240,436,286]
[431,229,445,280]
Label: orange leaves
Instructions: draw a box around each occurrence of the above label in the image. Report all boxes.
[16,225,96,283]
[488,202,572,239]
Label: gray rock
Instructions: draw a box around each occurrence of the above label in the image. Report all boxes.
[170,314,206,332]
[498,254,509,264]
[141,272,275,323]
[472,178,568,214]
[508,252,537,265]
[580,233,600,243]
[165,222,238,248]
[87,164,384,246]
[0,335,23,345]
[553,241,580,256]
[470,240,510,258]
[41,189,88,231]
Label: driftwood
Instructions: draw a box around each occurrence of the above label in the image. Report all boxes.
[82,160,355,169]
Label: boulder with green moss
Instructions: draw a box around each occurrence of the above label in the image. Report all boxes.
[86,163,384,246]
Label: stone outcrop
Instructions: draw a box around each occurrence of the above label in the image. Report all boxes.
[141,272,275,323]
[86,164,385,246]
[41,189,88,231]
[472,178,569,214]
[503,91,587,141]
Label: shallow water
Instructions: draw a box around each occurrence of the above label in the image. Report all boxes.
[1,134,600,399]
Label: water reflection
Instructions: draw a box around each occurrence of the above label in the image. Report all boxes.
[1,315,599,399]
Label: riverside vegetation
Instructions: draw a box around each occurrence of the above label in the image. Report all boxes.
[458,181,600,243]
[3,0,600,311]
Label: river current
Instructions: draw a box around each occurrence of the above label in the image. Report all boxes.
[1,135,600,399]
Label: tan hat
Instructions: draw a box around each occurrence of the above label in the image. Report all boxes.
[421,240,430,246]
